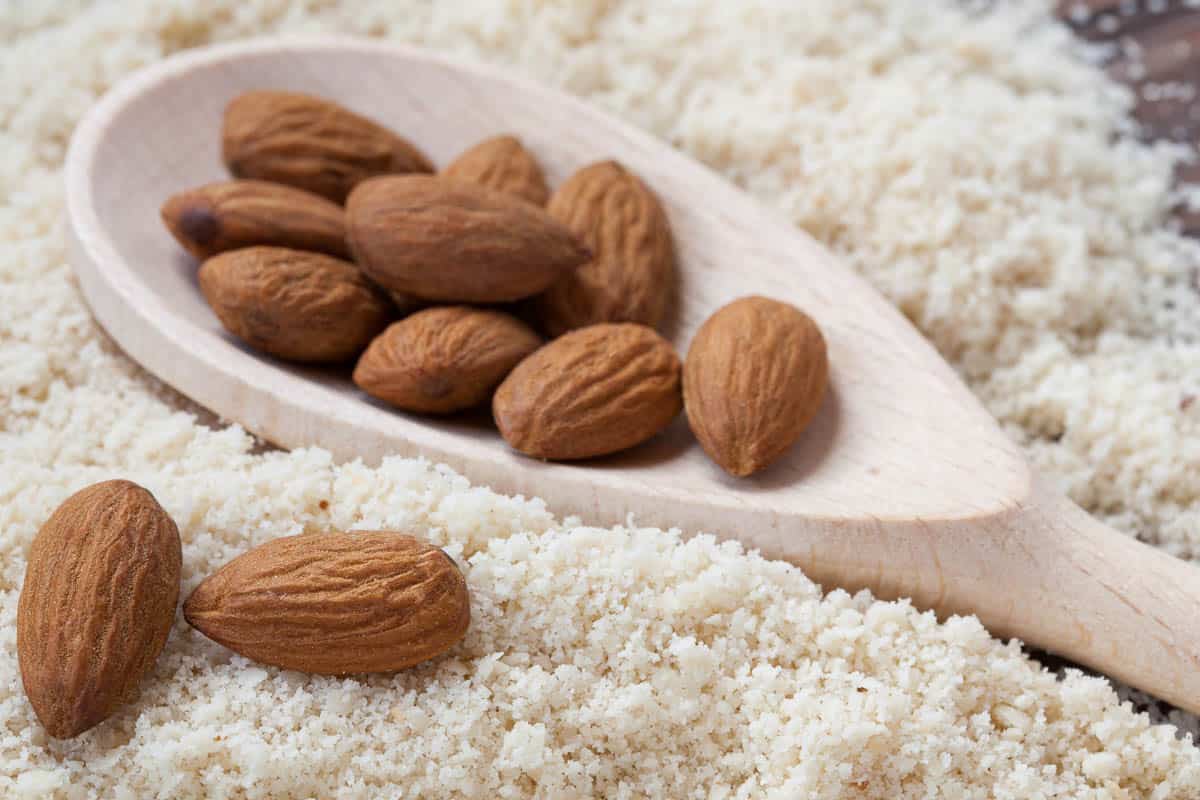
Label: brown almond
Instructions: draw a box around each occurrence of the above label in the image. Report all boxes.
[534,160,675,335]
[493,323,681,460]
[184,531,470,675]
[346,175,590,303]
[441,135,549,205]
[385,289,426,317]
[17,480,182,739]
[683,296,828,477]
[198,246,391,363]
[222,90,433,202]
[161,179,348,260]
[354,307,542,414]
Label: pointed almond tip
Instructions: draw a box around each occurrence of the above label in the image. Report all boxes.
[726,459,760,479]
[38,710,89,740]
[160,192,181,220]
[182,584,212,629]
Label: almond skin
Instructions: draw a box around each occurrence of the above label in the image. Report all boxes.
[534,160,675,335]
[184,531,470,675]
[198,246,392,363]
[161,180,349,260]
[17,480,182,739]
[346,175,591,303]
[683,296,829,477]
[222,90,433,203]
[354,307,542,414]
[441,135,549,205]
[385,289,426,317]
[493,323,682,460]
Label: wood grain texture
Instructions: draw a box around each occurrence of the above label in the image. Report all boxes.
[63,39,1200,712]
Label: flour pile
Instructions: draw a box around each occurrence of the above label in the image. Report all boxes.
[2,1,1200,797]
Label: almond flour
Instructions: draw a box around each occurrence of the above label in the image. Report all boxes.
[2,1,1199,797]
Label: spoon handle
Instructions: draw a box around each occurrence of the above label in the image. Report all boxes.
[780,478,1200,713]
[981,482,1200,713]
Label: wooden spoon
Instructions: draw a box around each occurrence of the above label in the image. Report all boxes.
[65,38,1200,712]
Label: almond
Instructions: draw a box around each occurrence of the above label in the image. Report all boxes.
[441,135,549,205]
[534,160,675,335]
[184,531,470,675]
[17,480,182,739]
[161,179,348,260]
[346,175,590,303]
[493,323,682,460]
[683,296,829,477]
[354,307,542,414]
[198,246,391,363]
[385,289,426,317]
[222,90,433,203]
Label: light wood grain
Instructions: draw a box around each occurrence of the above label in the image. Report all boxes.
[64,38,1200,712]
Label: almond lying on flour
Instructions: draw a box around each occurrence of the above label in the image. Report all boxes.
[354,306,543,414]
[441,135,550,206]
[222,90,433,203]
[534,160,675,336]
[198,246,392,363]
[345,174,590,303]
[17,480,182,739]
[184,531,470,675]
[493,322,682,460]
[161,179,349,259]
[683,295,829,477]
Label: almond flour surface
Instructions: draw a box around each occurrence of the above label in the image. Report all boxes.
[2,1,1200,797]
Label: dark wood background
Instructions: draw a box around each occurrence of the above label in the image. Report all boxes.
[1058,0,1200,233]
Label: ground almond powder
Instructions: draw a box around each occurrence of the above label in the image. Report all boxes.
[2,1,1199,797]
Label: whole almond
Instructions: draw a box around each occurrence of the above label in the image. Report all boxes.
[534,160,675,335]
[441,135,549,205]
[222,90,433,203]
[184,531,470,675]
[354,307,542,414]
[346,175,590,303]
[17,480,182,739]
[199,246,391,363]
[493,323,682,460]
[683,296,828,477]
[161,180,348,260]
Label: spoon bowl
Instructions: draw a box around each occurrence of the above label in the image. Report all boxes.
[65,38,1200,711]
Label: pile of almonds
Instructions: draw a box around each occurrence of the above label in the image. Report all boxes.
[16,89,834,742]
[17,479,470,739]
[162,90,830,477]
